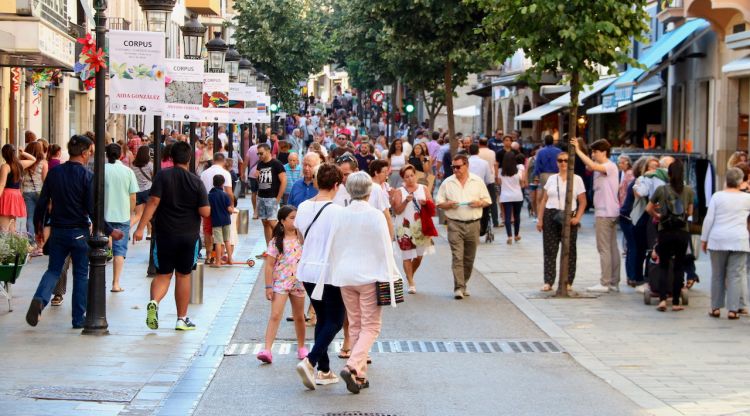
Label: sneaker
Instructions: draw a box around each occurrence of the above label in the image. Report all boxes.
[175,317,196,331]
[26,299,42,327]
[408,286,416,294]
[340,367,360,394]
[463,288,471,297]
[297,347,309,360]
[257,349,273,364]
[454,289,464,300]
[635,284,646,294]
[296,358,316,390]
[586,284,610,293]
[146,300,159,330]
[608,285,620,293]
[315,370,340,385]
[50,295,63,306]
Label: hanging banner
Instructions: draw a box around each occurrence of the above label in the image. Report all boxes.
[244,86,258,123]
[163,59,204,122]
[228,82,250,124]
[108,30,166,115]
[202,73,230,123]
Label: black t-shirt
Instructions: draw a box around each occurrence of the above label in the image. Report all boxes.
[150,167,209,236]
[257,159,286,199]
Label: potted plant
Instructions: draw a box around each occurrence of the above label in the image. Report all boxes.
[0,232,30,284]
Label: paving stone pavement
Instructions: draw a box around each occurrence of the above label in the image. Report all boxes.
[0,201,263,416]
[474,212,750,416]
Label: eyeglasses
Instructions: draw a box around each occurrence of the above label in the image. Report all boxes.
[557,159,569,163]
[336,152,356,164]
[451,164,464,170]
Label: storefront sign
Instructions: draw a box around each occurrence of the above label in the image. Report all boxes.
[108,30,166,115]
[38,23,75,69]
[163,59,203,122]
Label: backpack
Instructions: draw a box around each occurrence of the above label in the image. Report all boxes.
[659,185,687,230]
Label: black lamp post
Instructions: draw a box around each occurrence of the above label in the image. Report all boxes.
[139,0,175,277]
[180,14,206,173]
[205,32,228,154]
[237,57,253,164]
[224,46,240,156]
[82,0,110,335]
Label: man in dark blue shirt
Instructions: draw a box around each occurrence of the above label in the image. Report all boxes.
[288,152,320,207]
[532,134,561,188]
[27,135,124,329]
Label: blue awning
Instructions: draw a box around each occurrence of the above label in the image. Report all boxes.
[603,19,711,96]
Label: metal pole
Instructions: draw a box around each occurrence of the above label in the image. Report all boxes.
[213,122,220,153]
[189,121,197,173]
[238,123,247,198]
[83,0,109,335]
[146,115,162,277]
[227,123,234,158]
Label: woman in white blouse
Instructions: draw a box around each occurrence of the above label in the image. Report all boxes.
[318,171,401,394]
[387,138,406,188]
[700,167,750,320]
[536,152,587,292]
[499,152,526,245]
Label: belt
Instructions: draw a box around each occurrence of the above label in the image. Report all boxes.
[448,218,480,224]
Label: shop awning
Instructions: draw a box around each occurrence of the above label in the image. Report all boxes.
[722,55,750,77]
[515,103,563,121]
[550,77,617,107]
[453,105,480,117]
[587,90,660,115]
[603,19,711,96]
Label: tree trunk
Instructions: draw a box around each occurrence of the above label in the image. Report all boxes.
[557,71,580,298]
[445,61,457,155]
[421,90,443,132]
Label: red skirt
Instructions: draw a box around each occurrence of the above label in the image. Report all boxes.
[0,188,26,218]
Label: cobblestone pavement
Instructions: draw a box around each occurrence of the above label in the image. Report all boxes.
[474,212,750,416]
[0,202,263,416]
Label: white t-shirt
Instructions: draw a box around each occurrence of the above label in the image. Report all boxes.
[469,155,494,185]
[200,164,232,194]
[543,173,586,211]
[295,199,344,284]
[500,166,524,203]
[333,186,351,207]
[369,183,391,211]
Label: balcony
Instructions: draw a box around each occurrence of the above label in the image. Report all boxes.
[657,0,685,24]
[107,18,131,31]
[185,0,221,16]
[727,30,750,50]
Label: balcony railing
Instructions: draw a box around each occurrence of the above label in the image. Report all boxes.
[107,18,131,31]
[657,0,685,24]
[41,0,69,32]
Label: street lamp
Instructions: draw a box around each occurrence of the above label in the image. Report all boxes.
[180,14,206,60]
[205,31,228,73]
[138,0,176,33]
[180,14,206,173]
[224,45,240,81]
[238,57,254,85]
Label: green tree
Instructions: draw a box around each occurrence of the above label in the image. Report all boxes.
[233,0,330,108]
[470,0,649,296]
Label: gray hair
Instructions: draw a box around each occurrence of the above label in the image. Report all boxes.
[726,167,744,188]
[618,154,632,168]
[345,171,372,201]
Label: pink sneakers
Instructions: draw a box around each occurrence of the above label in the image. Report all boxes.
[297,347,309,360]
[257,350,272,364]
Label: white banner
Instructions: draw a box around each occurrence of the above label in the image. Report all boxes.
[228,82,247,124]
[202,73,230,123]
[164,59,204,122]
[108,30,166,115]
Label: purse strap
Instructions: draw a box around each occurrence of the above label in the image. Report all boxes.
[556,175,562,210]
[304,202,333,239]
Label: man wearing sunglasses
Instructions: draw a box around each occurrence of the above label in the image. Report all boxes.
[436,154,491,299]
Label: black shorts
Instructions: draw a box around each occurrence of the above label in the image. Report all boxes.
[136,189,150,205]
[153,233,199,275]
[248,178,259,193]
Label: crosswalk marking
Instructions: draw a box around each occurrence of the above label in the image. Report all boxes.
[223,339,564,356]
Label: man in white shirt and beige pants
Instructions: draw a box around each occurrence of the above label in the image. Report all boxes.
[436,154,492,299]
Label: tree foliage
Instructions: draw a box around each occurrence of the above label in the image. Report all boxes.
[233,0,330,107]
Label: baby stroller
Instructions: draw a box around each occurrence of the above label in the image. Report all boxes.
[643,248,689,306]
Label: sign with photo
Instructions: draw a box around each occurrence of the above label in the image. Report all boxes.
[163,59,203,122]
[202,73,230,123]
[108,30,166,115]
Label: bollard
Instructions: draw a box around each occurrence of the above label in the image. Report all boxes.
[190,263,204,304]
[237,209,249,234]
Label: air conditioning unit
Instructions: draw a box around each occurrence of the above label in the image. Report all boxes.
[16,0,43,17]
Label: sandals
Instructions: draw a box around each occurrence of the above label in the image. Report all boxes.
[338,348,351,359]
[656,301,667,312]
[541,284,552,292]
[671,306,684,312]
[708,309,721,318]
[728,311,740,320]
[686,278,699,289]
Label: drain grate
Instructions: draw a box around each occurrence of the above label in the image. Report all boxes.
[22,386,139,402]
[224,339,563,356]
[323,413,398,416]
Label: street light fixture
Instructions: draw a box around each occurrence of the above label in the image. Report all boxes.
[224,45,240,80]
[238,57,254,85]
[138,0,176,33]
[180,14,206,60]
[205,31,228,73]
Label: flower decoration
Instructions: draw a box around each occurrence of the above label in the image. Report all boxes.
[83,47,107,73]
[74,34,107,91]
[77,33,95,55]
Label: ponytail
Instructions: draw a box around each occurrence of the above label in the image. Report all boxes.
[272,221,285,255]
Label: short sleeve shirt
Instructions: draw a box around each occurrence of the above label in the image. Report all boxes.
[368,184,391,211]
[257,159,286,199]
[266,237,302,282]
[593,160,620,217]
[543,173,586,211]
[150,167,209,236]
[104,161,140,223]
[208,187,232,227]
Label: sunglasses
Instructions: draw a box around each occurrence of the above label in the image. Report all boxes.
[557,159,569,163]
[451,164,464,170]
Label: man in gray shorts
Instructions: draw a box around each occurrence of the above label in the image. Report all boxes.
[255,143,287,249]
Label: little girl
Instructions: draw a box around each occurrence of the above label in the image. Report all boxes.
[257,205,308,364]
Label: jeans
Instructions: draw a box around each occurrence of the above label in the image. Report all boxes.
[619,217,639,283]
[32,227,90,327]
[502,201,523,237]
[22,191,39,240]
[303,282,346,373]
[488,184,499,226]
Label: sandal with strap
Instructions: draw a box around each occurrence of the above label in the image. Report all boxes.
[708,309,721,318]
[728,311,740,320]
[338,348,351,359]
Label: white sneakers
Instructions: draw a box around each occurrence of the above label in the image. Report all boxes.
[315,370,340,385]
[586,284,610,293]
[296,358,316,390]
[635,284,647,294]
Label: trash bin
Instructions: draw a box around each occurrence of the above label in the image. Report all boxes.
[190,263,204,304]
[237,209,249,234]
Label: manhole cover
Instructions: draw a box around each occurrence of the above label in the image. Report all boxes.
[22,386,138,402]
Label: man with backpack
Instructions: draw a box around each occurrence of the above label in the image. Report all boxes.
[571,138,622,293]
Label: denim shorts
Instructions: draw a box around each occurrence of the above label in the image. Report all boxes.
[257,197,279,220]
[107,221,131,258]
